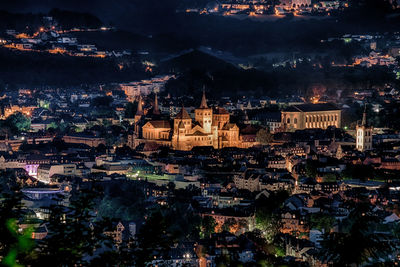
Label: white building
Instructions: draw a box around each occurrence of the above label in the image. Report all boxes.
[37,164,76,184]
[356,106,373,152]
[120,75,174,101]
[57,37,77,44]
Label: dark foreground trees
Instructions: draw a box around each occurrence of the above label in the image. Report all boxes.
[0,186,117,266]
[0,180,203,266]
[319,204,396,266]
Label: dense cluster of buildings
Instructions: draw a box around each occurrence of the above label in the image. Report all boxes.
[183,0,350,17]
[322,32,400,70]
[1,14,400,264]
[0,17,130,58]
[1,73,400,265]
[129,91,256,151]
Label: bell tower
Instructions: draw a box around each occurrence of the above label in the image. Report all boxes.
[134,95,144,123]
[153,93,160,115]
[173,105,192,134]
[356,104,373,152]
[195,89,212,133]
[134,95,144,135]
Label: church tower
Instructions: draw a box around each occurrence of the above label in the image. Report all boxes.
[135,95,144,122]
[173,105,192,134]
[195,89,212,133]
[153,93,160,115]
[134,95,144,135]
[172,105,192,150]
[356,105,373,152]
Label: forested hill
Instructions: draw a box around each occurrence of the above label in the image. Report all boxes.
[162,50,397,99]
[160,50,238,73]
[0,48,149,87]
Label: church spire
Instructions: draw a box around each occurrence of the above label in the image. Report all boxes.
[361,103,367,126]
[153,93,160,115]
[136,95,144,115]
[199,88,208,109]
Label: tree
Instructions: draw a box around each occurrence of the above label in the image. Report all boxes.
[319,204,394,266]
[135,211,171,266]
[309,213,335,232]
[305,160,318,178]
[255,191,289,242]
[342,164,375,181]
[0,175,35,266]
[4,112,31,134]
[34,188,115,266]
[0,124,12,138]
[124,102,137,118]
[222,218,237,233]
[321,173,337,183]
[256,129,273,145]
[0,190,28,266]
[91,96,113,108]
[255,209,280,243]
[201,216,216,238]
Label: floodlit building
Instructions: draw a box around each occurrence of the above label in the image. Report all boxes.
[37,164,76,184]
[281,103,341,131]
[356,106,373,152]
[132,91,250,151]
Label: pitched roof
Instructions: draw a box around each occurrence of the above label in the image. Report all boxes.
[240,124,259,134]
[148,120,171,129]
[199,90,208,109]
[153,93,160,115]
[188,131,209,136]
[175,107,191,120]
[285,103,340,112]
[222,123,238,130]
[213,107,229,114]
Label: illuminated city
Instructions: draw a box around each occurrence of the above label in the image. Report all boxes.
[1,0,400,266]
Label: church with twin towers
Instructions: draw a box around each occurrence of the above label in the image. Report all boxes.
[128,90,253,151]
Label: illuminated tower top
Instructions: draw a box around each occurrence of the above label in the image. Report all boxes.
[199,89,208,109]
[136,95,144,116]
[153,93,160,115]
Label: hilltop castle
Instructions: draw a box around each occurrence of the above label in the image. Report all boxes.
[128,91,254,151]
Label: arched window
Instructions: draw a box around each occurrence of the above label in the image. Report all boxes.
[287,118,290,124]
[294,118,297,124]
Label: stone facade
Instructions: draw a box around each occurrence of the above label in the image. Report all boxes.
[281,103,341,131]
[130,91,252,151]
[356,106,373,152]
